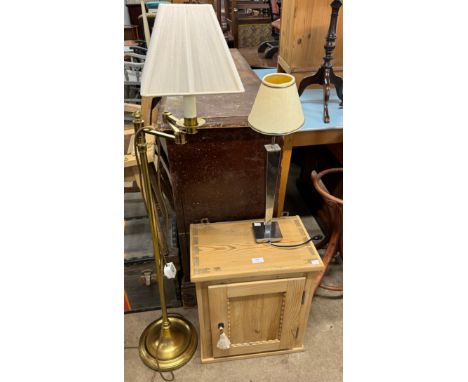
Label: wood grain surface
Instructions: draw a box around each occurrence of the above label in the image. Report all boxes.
[190,216,324,283]
[208,277,305,358]
[279,0,343,73]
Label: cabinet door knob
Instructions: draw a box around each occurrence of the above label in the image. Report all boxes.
[216,323,231,350]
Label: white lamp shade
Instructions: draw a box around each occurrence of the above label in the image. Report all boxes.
[140,4,244,97]
[248,73,304,135]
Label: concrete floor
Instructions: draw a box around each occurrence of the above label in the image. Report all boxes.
[125,286,342,382]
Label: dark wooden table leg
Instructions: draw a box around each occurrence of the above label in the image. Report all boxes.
[330,68,343,106]
[298,66,324,96]
[297,0,343,121]
[323,68,331,123]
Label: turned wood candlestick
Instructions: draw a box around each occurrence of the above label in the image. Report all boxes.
[298,0,343,123]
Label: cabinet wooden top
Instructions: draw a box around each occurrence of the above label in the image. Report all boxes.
[190,216,324,282]
[156,49,261,131]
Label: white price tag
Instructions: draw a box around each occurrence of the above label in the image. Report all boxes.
[164,262,177,279]
[251,257,264,264]
[310,259,321,265]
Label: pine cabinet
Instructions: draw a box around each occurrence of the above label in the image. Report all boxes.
[190,216,324,363]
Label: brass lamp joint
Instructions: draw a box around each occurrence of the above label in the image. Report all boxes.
[162,112,180,127]
[162,112,188,144]
[163,112,205,136]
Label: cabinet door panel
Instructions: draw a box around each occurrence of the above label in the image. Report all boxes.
[208,277,305,358]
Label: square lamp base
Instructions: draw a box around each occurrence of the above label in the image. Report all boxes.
[252,222,283,243]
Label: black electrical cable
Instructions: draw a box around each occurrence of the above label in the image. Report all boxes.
[268,237,314,248]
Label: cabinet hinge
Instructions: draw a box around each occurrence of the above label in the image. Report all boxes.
[301,291,306,305]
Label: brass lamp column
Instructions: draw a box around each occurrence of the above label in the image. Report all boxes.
[133,112,197,372]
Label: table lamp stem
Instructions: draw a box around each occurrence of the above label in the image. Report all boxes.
[252,143,283,243]
[264,143,281,233]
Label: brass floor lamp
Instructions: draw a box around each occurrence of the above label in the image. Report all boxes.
[133,111,197,373]
[132,3,244,375]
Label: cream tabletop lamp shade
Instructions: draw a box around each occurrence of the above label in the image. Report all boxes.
[140,4,244,97]
[248,73,304,135]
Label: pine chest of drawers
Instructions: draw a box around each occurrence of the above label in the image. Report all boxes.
[190,216,324,363]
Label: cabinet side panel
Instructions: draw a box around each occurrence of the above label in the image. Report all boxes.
[196,283,213,360]
[295,272,321,347]
[280,277,306,348]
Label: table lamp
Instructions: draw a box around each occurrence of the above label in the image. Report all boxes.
[133,3,245,375]
[248,73,304,242]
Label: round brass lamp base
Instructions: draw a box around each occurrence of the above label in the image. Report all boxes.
[139,313,198,371]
